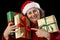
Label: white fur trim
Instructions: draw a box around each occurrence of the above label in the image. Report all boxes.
[22,2,41,15]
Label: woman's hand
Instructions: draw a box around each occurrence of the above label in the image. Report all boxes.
[3,23,17,40]
[31,28,50,40]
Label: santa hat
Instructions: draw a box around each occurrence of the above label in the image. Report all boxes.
[21,1,41,15]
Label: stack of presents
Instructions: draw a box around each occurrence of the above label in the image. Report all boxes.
[7,11,59,39]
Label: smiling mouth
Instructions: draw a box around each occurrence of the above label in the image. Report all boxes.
[32,15,38,19]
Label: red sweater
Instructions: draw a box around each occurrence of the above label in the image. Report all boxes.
[2,23,60,40]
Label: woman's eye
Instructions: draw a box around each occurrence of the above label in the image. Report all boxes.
[28,12,32,15]
[33,10,37,13]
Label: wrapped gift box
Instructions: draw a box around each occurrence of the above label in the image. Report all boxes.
[7,11,15,23]
[7,11,16,35]
[37,15,59,32]
[14,13,31,39]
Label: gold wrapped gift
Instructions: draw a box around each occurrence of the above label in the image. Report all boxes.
[37,15,59,32]
[14,13,31,39]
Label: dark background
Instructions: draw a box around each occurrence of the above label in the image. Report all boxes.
[0,0,60,40]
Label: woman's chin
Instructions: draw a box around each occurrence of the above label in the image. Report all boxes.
[31,19,37,23]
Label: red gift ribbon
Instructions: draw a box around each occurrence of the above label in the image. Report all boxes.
[8,20,14,24]
[16,12,19,15]
[16,23,31,38]
[25,26,31,38]
[21,16,31,38]
[17,23,24,28]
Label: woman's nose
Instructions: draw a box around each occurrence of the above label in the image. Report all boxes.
[31,12,35,16]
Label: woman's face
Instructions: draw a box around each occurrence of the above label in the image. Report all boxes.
[27,7,40,23]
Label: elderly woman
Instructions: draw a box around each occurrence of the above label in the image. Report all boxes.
[2,1,60,40]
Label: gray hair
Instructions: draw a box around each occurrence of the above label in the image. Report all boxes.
[38,8,45,18]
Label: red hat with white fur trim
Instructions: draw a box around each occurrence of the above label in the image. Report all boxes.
[21,1,41,15]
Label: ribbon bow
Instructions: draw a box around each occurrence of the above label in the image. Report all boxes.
[21,16,31,38]
[39,18,56,32]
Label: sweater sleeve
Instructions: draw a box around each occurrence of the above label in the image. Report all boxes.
[2,35,15,40]
[2,35,5,40]
[2,35,29,40]
[50,32,60,40]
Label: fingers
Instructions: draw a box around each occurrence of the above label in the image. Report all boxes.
[12,26,18,29]
[8,23,18,29]
[11,25,17,28]
[31,28,46,31]
[11,30,18,32]
[11,31,16,32]
[31,28,38,31]
[8,22,13,26]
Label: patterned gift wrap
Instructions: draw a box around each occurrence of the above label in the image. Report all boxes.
[7,11,16,35]
[37,15,59,32]
[14,13,31,39]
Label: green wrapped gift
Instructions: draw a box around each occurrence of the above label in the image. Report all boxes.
[7,11,16,35]
[37,15,59,32]
[7,11,15,22]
